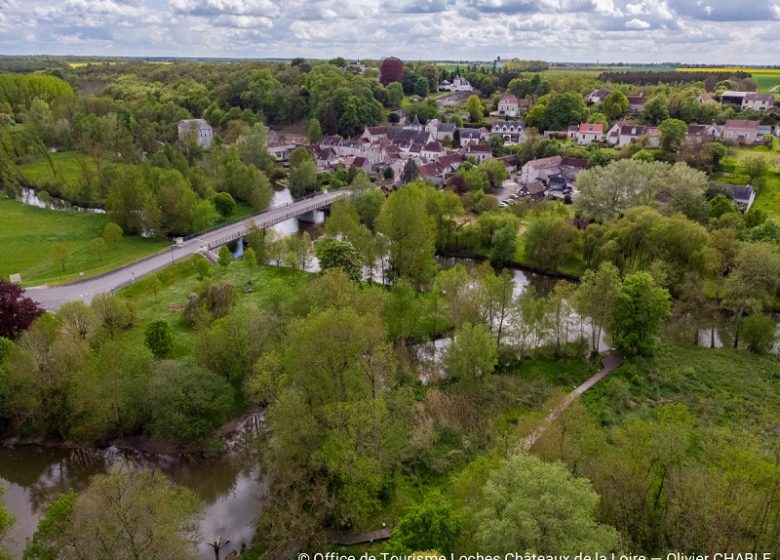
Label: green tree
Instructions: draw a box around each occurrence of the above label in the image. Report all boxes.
[601,91,628,120]
[144,319,174,359]
[474,454,620,554]
[738,155,769,189]
[315,239,363,282]
[610,272,671,356]
[244,247,257,275]
[308,118,323,143]
[465,95,484,122]
[238,122,269,168]
[444,322,498,380]
[0,487,13,560]
[376,182,438,288]
[147,360,233,445]
[414,76,429,98]
[218,245,232,267]
[489,224,517,265]
[91,293,134,338]
[213,192,236,217]
[659,118,688,152]
[387,82,404,109]
[739,313,777,354]
[24,469,200,560]
[387,492,460,554]
[401,158,420,184]
[574,262,622,354]
[642,95,670,125]
[23,491,74,560]
[523,216,579,271]
[290,156,318,197]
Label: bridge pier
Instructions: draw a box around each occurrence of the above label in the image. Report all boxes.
[297,209,325,225]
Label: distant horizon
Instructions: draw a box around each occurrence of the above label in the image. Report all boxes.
[2,53,780,69]
[1,0,779,65]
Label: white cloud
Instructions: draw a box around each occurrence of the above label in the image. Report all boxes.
[626,16,651,27]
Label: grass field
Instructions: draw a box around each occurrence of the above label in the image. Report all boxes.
[0,198,166,287]
[716,139,780,220]
[18,151,96,199]
[677,67,780,92]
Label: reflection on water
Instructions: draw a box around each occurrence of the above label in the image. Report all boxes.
[18,187,106,214]
[0,418,265,560]
[435,256,560,297]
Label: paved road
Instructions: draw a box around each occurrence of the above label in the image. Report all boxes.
[521,353,624,451]
[26,190,349,311]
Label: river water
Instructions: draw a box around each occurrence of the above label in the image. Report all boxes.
[17,187,106,214]
[0,416,266,559]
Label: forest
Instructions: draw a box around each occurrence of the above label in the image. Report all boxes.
[0,55,779,559]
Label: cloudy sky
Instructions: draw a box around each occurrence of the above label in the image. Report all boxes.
[0,0,778,64]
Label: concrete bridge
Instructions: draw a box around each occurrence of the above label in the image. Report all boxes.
[27,189,349,311]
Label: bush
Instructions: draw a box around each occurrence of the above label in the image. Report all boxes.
[213,192,237,217]
[144,319,174,359]
[740,313,777,354]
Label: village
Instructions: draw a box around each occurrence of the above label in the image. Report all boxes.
[180,77,778,213]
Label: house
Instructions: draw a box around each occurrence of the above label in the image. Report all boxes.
[463,144,493,163]
[419,162,445,186]
[497,94,522,117]
[685,124,722,145]
[722,119,760,144]
[458,127,482,146]
[361,126,389,142]
[519,155,587,185]
[440,75,473,92]
[434,123,457,142]
[350,156,372,174]
[730,185,756,213]
[605,122,659,148]
[720,90,747,107]
[697,93,717,104]
[491,120,525,143]
[585,89,611,105]
[575,123,604,145]
[177,118,213,149]
[743,93,775,111]
[627,93,646,113]
[437,153,465,174]
[521,180,547,202]
[421,140,446,161]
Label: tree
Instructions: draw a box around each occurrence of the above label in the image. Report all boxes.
[308,118,323,143]
[218,245,232,267]
[465,95,484,122]
[0,488,13,560]
[444,322,498,380]
[289,151,318,197]
[479,159,508,190]
[387,82,404,109]
[610,272,671,356]
[213,192,236,217]
[315,239,363,282]
[377,182,438,288]
[601,91,628,120]
[659,118,687,152]
[523,217,579,271]
[244,246,257,275]
[144,319,174,359]
[489,224,517,265]
[24,468,200,560]
[0,280,43,340]
[53,243,69,272]
[642,95,670,125]
[92,293,134,338]
[739,155,769,189]
[474,454,620,554]
[380,57,404,85]
[574,262,621,354]
[401,158,420,184]
[238,122,269,168]
[740,313,777,354]
[387,492,460,554]
[148,360,233,445]
[414,76,429,98]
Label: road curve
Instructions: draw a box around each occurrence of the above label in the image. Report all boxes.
[26,190,349,311]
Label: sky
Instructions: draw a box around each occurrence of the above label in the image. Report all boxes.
[0,0,778,64]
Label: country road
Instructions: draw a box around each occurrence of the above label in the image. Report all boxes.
[26,190,349,311]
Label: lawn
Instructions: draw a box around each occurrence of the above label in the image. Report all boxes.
[584,342,780,437]
[18,151,96,199]
[0,198,167,287]
[676,67,780,93]
[715,139,780,220]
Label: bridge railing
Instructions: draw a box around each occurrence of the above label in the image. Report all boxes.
[182,188,347,242]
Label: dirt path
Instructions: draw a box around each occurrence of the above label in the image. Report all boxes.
[521,353,624,451]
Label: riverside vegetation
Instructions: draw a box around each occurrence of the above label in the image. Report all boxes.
[0,56,779,559]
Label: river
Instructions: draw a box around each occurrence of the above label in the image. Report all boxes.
[0,415,266,559]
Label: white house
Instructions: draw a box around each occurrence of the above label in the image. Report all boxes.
[497,94,522,117]
[605,122,659,148]
[178,118,213,149]
[491,120,525,144]
[440,75,473,92]
[722,119,760,144]
[585,89,611,105]
[463,144,493,163]
[742,93,775,111]
[575,123,604,145]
